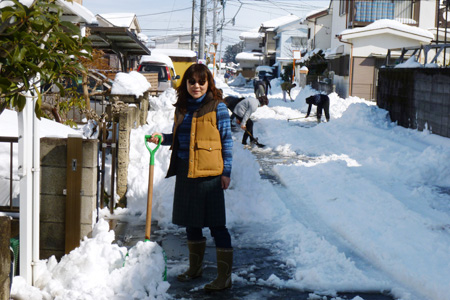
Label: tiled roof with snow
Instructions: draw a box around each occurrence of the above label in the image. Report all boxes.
[305,6,329,19]
[239,31,264,39]
[235,52,264,61]
[151,31,198,40]
[340,19,433,39]
[98,13,135,27]
[261,14,301,29]
[151,48,197,58]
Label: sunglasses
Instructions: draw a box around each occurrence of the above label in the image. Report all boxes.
[187,78,207,86]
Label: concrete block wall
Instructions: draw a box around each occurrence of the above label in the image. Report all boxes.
[377,68,450,138]
[40,138,98,260]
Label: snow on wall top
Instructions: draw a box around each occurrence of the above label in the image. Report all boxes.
[340,19,433,39]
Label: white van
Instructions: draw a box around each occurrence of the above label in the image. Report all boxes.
[137,54,180,92]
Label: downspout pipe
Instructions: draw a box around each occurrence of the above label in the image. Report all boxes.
[338,35,353,97]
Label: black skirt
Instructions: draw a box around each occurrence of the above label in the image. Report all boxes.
[172,157,226,227]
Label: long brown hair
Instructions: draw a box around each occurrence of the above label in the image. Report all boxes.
[175,64,222,112]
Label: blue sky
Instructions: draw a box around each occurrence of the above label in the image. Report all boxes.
[83,0,329,49]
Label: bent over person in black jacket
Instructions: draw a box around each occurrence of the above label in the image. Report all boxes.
[305,94,330,123]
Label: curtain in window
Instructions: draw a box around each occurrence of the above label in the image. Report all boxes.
[355,0,395,22]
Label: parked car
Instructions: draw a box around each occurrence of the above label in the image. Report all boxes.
[255,65,274,80]
[137,54,180,92]
[150,48,197,88]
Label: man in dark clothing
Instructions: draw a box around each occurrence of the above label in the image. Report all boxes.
[262,75,271,96]
[305,94,330,123]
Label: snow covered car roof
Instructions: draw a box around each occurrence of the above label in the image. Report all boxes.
[139,54,175,70]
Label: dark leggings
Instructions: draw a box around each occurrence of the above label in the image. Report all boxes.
[186,226,232,249]
[236,116,255,144]
[317,98,330,122]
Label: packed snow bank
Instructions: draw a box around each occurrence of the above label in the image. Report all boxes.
[228,73,247,87]
[11,219,169,300]
[111,71,151,97]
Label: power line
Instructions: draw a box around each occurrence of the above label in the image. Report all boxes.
[136,6,192,18]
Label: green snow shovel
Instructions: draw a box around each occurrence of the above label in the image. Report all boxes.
[144,134,167,280]
[144,134,161,241]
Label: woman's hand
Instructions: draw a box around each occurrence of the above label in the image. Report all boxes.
[221,176,230,190]
[240,125,246,130]
[148,133,163,144]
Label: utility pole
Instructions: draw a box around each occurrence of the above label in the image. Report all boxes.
[218,0,224,74]
[191,0,195,51]
[198,0,207,60]
[213,0,217,44]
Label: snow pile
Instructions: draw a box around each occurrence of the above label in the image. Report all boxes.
[228,73,247,87]
[111,71,151,97]
[11,219,169,300]
[394,55,422,68]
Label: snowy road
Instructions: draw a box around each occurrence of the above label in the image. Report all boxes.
[122,79,450,300]
[214,81,450,300]
[9,77,449,300]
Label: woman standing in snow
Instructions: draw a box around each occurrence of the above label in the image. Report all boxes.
[148,63,233,291]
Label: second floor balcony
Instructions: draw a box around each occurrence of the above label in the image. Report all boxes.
[348,0,419,28]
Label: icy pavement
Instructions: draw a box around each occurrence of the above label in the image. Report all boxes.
[113,218,394,300]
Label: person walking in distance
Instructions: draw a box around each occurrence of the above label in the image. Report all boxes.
[148,64,233,291]
[305,94,331,123]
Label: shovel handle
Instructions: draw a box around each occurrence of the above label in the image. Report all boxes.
[145,135,162,166]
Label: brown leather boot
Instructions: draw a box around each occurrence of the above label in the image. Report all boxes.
[204,248,233,291]
[177,238,206,282]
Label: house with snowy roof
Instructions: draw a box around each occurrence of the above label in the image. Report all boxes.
[272,15,308,78]
[150,32,200,51]
[236,15,307,79]
[302,7,332,54]
[96,13,141,34]
[235,29,265,78]
[304,0,442,101]
[259,14,304,67]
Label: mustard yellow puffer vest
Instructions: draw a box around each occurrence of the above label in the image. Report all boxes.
[166,93,224,178]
